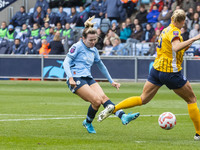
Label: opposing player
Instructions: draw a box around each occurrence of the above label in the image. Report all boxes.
[63,17,139,134]
[98,9,200,140]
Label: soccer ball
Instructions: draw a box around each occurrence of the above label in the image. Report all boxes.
[158,112,176,130]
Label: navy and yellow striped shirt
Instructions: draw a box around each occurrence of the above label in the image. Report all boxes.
[153,24,185,73]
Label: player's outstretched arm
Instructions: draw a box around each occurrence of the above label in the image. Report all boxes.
[172,34,200,52]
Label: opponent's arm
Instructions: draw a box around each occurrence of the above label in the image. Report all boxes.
[172,34,200,52]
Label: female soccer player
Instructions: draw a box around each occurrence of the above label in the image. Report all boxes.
[63,17,139,134]
[98,9,200,140]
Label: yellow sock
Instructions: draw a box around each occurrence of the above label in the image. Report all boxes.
[113,96,142,113]
[188,103,200,135]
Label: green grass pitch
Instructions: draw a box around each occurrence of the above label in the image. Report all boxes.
[0,80,200,150]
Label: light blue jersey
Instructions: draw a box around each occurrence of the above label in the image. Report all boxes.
[63,39,113,83]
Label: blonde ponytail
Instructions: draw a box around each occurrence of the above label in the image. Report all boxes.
[82,16,97,38]
[171,9,186,23]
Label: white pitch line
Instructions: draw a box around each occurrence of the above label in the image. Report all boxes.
[141,114,188,116]
[0,113,188,117]
[0,114,189,122]
[0,114,86,117]
[135,141,146,143]
[0,117,85,122]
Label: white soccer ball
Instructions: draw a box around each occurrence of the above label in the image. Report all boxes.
[158,112,176,130]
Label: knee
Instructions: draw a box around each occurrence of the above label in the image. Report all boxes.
[91,96,102,108]
[93,100,102,108]
[187,95,197,104]
[142,99,149,105]
[141,95,151,105]
[101,94,109,103]
[192,95,197,103]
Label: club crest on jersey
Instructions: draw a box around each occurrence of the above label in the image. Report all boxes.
[70,46,76,53]
[173,31,179,35]
[76,80,81,85]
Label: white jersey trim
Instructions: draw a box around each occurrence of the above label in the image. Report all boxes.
[172,51,178,72]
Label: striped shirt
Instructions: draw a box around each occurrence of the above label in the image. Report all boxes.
[153,24,185,73]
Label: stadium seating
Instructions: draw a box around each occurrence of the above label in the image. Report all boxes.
[52,7,59,13]
[15,26,21,33]
[100,24,109,34]
[134,43,142,56]
[2,0,200,57]
[185,46,196,56]
[101,18,111,26]
[141,43,151,56]
[73,27,84,42]
[63,7,71,14]
[141,0,150,4]
[76,6,80,13]
[28,8,34,15]
[100,18,111,34]
[91,18,101,29]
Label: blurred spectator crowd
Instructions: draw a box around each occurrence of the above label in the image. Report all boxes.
[1,0,200,56]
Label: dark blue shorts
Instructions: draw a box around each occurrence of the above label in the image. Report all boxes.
[147,67,187,89]
[67,77,96,93]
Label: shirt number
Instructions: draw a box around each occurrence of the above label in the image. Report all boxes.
[157,37,162,48]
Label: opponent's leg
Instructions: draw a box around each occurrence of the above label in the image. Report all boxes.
[188,103,200,140]
[114,81,160,113]
[99,100,140,124]
[174,81,200,140]
[113,96,142,113]
[98,81,160,122]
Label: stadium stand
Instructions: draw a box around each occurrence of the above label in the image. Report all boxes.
[91,17,101,29]
[63,7,71,14]
[100,18,111,34]
[0,0,200,56]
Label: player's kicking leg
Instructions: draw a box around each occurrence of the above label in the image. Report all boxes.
[121,112,140,125]
[97,104,140,124]
[98,104,115,122]
[98,81,160,123]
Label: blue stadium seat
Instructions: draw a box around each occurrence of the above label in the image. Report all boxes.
[100,24,109,34]
[63,7,71,14]
[101,18,111,26]
[29,8,34,15]
[141,0,150,4]
[100,18,111,34]
[85,6,90,13]
[73,27,84,42]
[185,46,196,56]
[15,26,21,33]
[134,43,142,56]
[191,41,200,50]
[86,0,92,3]
[52,8,59,13]
[137,0,150,9]
[91,18,101,29]
[141,43,151,56]
[76,7,80,13]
